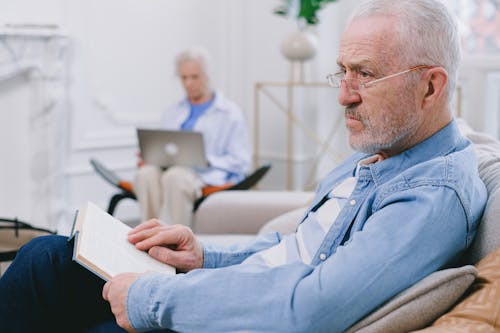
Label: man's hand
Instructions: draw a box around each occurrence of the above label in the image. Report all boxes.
[136,151,145,167]
[128,219,203,272]
[102,273,142,333]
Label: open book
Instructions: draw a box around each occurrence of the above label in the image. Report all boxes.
[71,202,175,281]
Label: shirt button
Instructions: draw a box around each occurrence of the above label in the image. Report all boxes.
[319,253,327,260]
[350,199,356,206]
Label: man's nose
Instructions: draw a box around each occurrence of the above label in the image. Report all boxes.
[338,82,361,106]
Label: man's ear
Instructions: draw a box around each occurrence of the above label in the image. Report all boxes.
[421,67,448,109]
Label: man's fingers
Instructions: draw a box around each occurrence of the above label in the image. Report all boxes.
[129,224,201,270]
[128,219,162,235]
[129,223,174,246]
[128,226,162,246]
[148,246,181,266]
[133,225,188,251]
[148,244,201,272]
[102,281,110,301]
[134,231,177,251]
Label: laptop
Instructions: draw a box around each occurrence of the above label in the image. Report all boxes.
[137,128,208,169]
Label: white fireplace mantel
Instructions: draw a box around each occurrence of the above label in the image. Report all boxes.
[0,28,69,231]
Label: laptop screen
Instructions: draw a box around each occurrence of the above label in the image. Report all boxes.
[137,128,207,169]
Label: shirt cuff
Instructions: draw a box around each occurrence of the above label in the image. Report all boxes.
[127,273,169,331]
[202,246,220,269]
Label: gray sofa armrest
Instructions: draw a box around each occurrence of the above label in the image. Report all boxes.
[192,190,314,234]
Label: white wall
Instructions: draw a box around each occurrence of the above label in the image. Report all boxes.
[0,0,350,232]
[0,75,35,224]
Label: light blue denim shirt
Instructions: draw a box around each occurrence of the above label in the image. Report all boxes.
[127,119,487,333]
[160,92,251,185]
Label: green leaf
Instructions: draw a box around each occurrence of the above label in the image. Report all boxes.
[274,0,338,26]
[274,8,289,16]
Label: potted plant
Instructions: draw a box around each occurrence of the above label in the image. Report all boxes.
[274,0,340,61]
[274,0,339,26]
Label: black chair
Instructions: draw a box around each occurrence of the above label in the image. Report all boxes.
[90,159,271,216]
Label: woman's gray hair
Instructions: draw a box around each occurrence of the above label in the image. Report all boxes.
[348,0,461,102]
[175,46,214,87]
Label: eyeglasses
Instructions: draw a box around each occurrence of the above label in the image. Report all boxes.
[326,65,433,92]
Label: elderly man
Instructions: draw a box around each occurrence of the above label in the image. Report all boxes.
[134,47,251,226]
[0,0,487,332]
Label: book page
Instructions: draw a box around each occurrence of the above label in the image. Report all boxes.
[76,202,175,280]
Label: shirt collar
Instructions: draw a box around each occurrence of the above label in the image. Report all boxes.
[180,90,226,113]
[355,119,467,184]
[355,154,386,176]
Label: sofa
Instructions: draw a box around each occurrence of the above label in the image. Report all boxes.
[192,120,500,332]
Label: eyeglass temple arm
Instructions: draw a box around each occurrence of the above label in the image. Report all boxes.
[366,65,433,86]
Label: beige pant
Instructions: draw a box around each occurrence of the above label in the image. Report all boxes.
[134,165,204,227]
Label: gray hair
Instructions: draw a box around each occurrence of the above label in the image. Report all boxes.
[175,46,214,86]
[348,0,461,101]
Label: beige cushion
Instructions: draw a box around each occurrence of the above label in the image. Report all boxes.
[258,207,306,235]
[193,190,313,234]
[412,247,500,332]
[457,119,500,264]
[345,266,477,333]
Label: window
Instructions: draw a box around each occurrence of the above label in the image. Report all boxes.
[442,0,500,138]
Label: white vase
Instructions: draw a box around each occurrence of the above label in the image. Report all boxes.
[280,30,318,62]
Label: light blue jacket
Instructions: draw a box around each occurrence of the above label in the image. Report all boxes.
[128,119,487,333]
[160,92,251,186]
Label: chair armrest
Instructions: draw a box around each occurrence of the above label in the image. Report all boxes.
[193,190,314,234]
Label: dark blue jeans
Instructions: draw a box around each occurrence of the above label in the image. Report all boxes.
[0,235,173,333]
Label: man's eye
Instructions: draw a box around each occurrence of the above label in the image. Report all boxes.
[359,71,372,78]
[334,70,345,78]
